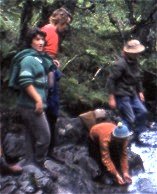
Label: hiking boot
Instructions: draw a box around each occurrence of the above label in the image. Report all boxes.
[0,158,23,175]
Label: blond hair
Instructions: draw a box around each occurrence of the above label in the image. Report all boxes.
[49,7,72,25]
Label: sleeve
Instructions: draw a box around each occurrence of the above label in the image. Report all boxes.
[120,141,129,174]
[136,82,143,93]
[136,72,144,93]
[18,57,34,88]
[89,128,97,141]
[44,58,56,73]
[106,61,124,94]
[100,139,119,176]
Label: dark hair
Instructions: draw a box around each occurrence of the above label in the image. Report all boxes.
[25,27,46,48]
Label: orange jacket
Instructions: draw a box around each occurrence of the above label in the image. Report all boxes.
[90,122,129,176]
[41,24,59,57]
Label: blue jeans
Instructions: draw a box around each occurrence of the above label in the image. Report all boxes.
[116,95,148,132]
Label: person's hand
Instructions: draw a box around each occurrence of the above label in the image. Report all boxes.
[53,59,61,68]
[139,92,145,102]
[123,172,132,184]
[115,174,125,185]
[35,99,43,114]
[109,95,116,109]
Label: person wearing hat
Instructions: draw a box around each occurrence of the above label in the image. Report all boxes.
[106,39,148,140]
[90,122,132,185]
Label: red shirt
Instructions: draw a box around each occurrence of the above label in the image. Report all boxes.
[41,24,59,57]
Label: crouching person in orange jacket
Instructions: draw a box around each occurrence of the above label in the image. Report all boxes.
[79,109,132,185]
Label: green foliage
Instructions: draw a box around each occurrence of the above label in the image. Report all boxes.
[1,0,156,111]
[60,77,107,110]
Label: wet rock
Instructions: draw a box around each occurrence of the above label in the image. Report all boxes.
[14,190,26,194]
[128,150,144,174]
[136,178,155,193]
[0,176,17,191]
[45,159,97,194]
[55,117,87,146]
[1,107,152,194]
[34,191,43,194]
[1,184,17,194]
[3,132,25,161]
[52,145,101,179]
[17,170,36,193]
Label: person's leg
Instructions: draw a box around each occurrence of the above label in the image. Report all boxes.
[30,112,51,165]
[116,96,135,130]
[18,108,35,164]
[46,108,57,155]
[131,95,148,132]
[19,108,51,166]
[0,156,23,175]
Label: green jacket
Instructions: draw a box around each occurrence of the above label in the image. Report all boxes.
[9,49,56,109]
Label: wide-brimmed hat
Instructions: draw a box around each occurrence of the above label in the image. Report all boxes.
[123,39,145,54]
[112,122,133,138]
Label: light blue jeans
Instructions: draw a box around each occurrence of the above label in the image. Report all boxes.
[116,94,148,133]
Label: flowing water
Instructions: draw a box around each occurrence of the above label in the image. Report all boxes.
[128,125,157,194]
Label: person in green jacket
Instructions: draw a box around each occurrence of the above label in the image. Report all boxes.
[9,28,56,168]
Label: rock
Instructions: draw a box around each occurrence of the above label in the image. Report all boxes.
[44,159,97,194]
[1,184,17,194]
[3,132,25,161]
[52,144,101,179]
[55,117,88,146]
[0,107,148,194]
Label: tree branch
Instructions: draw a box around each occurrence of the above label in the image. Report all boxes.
[107,12,125,43]
[124,0,136,25]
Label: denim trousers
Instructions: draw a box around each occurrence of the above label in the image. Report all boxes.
[18,107,51,165]
[116,95,148,132]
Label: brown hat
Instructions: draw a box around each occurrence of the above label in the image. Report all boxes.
[123,39,145,54]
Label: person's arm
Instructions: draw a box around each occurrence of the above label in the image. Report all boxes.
[106,61,124,109]
[48,71,55,89]
[18,56,44,114]
[100,140,125,185]
[25,85,43,114]
[53,59,61,68]
[137,81,145,101]
[108,94,116,109]
[120,141,132,184]
[139,92,145,102]
[136,67,145,102]
[89,126,98,141]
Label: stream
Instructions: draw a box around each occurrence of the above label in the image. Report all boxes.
[0,109,157,194]
[128,124,157,194]
[96,123,157,194]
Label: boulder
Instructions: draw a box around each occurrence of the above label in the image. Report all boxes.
[0,108,145,194]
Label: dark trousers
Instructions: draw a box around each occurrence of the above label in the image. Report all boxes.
[46,108,57,154]
[19,108,51,165]
[116,95,148,133]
